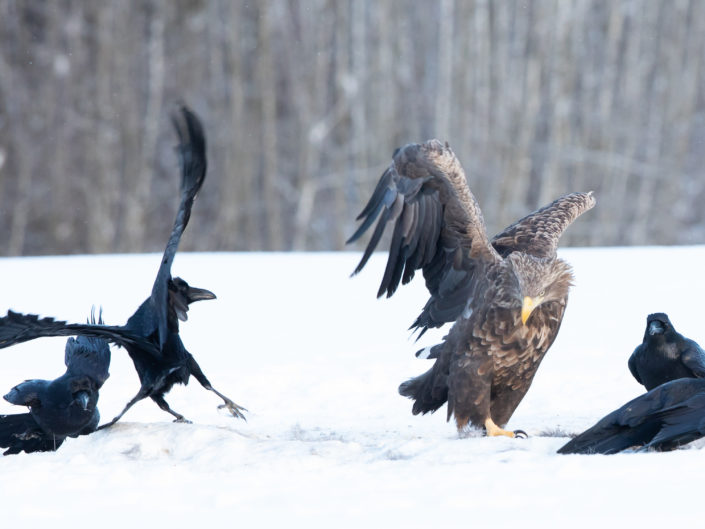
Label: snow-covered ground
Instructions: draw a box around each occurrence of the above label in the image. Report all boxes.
[0,248,703,527]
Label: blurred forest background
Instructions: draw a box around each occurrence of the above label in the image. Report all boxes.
[0,0,704,255]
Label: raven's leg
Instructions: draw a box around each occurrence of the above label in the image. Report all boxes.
[96,387,149,430]
[187,355,247,420]
[151,395,191,423]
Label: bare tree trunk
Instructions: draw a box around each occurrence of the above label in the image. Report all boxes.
[84,1,120,253]
[121,0,165,251]
[257,0,283,250]
[435,0,454,139]
[291,0,333,250]
[2,1,705,253]
[631,2,666,245]
[0,10,32,256]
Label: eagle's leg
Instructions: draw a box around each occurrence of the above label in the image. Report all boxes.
[484,418,528,439]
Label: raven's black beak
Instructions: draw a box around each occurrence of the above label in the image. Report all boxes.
[186,286,216,303]
[648,321,665,335]
[75,391,90,411]
[3,389,16,404]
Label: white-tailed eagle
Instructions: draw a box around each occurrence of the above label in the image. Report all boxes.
[349,140,595,438]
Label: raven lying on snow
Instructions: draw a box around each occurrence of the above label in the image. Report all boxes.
[0,312,110,455]
[557,377,705,454]
[0,105,246,427]
[628,313,705,391]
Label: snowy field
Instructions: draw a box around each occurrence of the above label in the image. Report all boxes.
[0,248,703,527]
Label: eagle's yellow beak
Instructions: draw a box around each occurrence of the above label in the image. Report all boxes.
[521,296,542,325]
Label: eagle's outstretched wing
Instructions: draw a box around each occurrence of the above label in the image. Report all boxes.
[348,140,500,334]
[414,191,595,332]
[491,192,596,259]
[0,310,159,354]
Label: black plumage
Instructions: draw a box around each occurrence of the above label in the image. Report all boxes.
[349,140,595,437]
[628,313,705,391]
[0,312,110,455]
[0,105,245,427]
[557,378,705,454]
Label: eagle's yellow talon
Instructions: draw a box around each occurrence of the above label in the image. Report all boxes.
[483,418,526,438]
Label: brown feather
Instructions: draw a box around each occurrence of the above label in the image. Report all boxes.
[351,140,595,433]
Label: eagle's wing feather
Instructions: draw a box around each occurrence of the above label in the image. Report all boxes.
[491,192,596,258]
[348,140,500,331]
[412,192,595,333]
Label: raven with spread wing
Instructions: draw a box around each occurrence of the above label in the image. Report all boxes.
[628,313,705,391]
[557,378,705,454]
[349,140,595,437]
[0,312,110,455]
[0,105,245,427]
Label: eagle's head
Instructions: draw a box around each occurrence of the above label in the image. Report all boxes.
[501,253,573,325]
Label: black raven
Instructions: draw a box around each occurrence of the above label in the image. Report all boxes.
[628,313,705,391]
[0,105,246,427]
[0,312,110,455]
[557,378,705,454]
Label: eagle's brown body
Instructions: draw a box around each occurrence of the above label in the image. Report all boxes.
[442,258,569,429]
[349,140,594,436]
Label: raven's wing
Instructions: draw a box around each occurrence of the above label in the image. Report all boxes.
[557,401,658,455]
[0,413,62,455]
[64,309,111,386]
[628,346,644,385]
[0,310,159,354]
[64,336,111,387]
[557,379,705,455]
[639,393,705,451]
[490,192,596,259]
[348,140,500,334]
[151,104,208,348]
[3,379,49,407]
[680,339,705,378]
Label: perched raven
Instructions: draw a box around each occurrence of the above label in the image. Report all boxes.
[0,312,110,455]
[557,378,705,454]
[628,313,705,391]
[0,105,246,427]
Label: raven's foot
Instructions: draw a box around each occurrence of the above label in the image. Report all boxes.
[484,418,528,439]
[218,399,247,420]
[173,417,192,424]
[96,419,118,431]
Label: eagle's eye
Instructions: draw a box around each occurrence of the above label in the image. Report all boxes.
[539,290,546,297]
